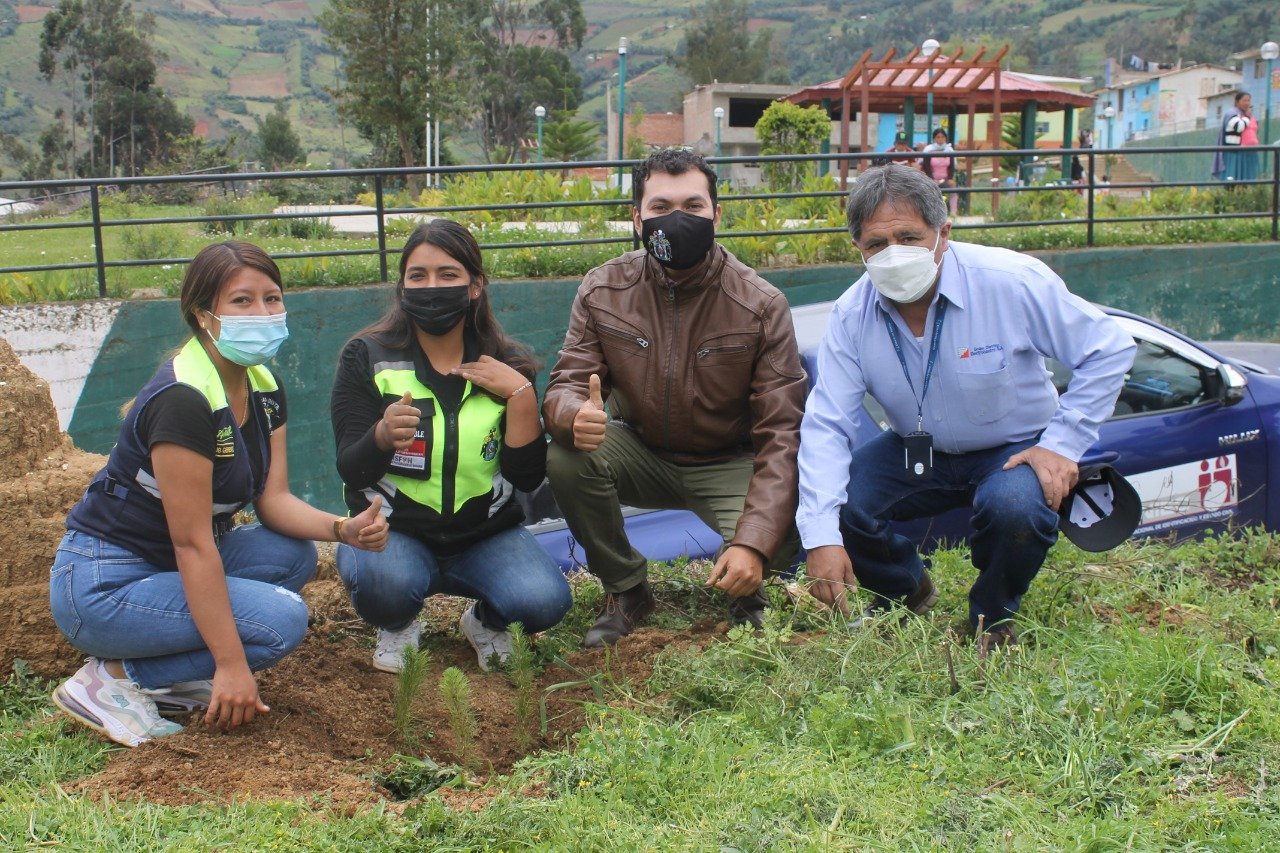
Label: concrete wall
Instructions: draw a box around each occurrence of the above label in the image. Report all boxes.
[0,301,120,429]
[3,243,1277,513]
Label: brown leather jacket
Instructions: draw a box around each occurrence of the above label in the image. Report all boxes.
[543,245,806,560]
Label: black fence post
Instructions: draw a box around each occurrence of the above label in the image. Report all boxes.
[1272,147,1279,242]
[90,184,107,297]
[374,174,388,282]
[1085,152,1096,248]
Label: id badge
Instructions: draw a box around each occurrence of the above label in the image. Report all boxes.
[904,431,933,478]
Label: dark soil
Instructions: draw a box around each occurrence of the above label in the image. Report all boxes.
[73,576,716,806]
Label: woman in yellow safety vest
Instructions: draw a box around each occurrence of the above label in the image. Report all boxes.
[330,220,571,673]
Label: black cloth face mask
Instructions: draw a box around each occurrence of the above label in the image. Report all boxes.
[640,210,715,270]
[401,285,471,336]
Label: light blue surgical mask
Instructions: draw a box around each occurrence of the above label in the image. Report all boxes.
[205,312,289,366]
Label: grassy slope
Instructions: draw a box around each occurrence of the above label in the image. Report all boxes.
[0,0,1256,178]
[4,533,1280,848]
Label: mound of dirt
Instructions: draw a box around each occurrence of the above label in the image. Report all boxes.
[0,337,107,677]
[75,584,716,807]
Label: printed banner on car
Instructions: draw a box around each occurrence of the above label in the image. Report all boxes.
[1127,454,1238,536]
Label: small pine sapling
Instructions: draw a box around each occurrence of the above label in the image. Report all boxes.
[505,623,537,752]
[439,666,478,772]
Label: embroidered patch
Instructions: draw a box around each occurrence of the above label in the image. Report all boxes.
[215,425,235,458]
[260,397,281,428]
[648,230,672,262]
[957,347,971,359]
[481,427,500,462]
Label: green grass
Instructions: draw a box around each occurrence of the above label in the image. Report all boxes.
[5,533,1280,848]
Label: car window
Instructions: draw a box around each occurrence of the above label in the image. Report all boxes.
[1048,338,1212,419]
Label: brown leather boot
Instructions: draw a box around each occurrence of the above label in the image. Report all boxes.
[849,571,939,629]
[584,578,655,647]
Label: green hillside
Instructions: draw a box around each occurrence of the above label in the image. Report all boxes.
[0,0,1269,178]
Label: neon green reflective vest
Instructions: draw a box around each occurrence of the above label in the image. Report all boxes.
[350,337,514,547]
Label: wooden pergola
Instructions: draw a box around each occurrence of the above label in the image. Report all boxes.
[787,45,1096,188]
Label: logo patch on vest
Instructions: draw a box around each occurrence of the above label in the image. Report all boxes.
[481,427,500,462]
[647,230,673,263]
[260,396,281,430]
[215,425,235,458]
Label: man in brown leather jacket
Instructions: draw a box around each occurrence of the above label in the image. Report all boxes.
[544,148,806,647]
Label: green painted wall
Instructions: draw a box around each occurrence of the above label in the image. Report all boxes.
[1037,244,1280,341]
[66,245,1278,513]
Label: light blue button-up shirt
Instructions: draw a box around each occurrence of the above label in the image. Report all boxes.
[797,240,1136,549]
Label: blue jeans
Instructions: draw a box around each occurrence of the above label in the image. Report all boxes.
[840,431,1059,629]
[336,525,572,634]
[49,526,316,689]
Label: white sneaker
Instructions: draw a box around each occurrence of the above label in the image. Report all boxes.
[144,679,213,716]
[373,621,423,673]
[459,604,513,672]
[51,659,184,747]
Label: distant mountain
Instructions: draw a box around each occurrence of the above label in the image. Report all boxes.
[0,0,1266,174]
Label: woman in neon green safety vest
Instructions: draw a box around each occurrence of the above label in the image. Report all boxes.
[331,220,571,674]
[50,241,389,749]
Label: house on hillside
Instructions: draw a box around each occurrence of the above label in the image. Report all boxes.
[1091,64,1241,147]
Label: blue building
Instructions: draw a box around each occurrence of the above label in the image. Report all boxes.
[1093,63,1240,148]
[1231,47,1280,145]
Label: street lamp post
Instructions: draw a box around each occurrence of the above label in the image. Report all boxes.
[534,105,546,163]
[922,38,940,140]
[617,37,628,191]
[1262,41,1279,151]
[713,106,724,158]
[1102,104,1116,181]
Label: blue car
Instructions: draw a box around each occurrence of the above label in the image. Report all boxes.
[528,301,1280,569]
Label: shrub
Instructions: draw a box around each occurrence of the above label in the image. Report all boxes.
[120,224,185,260]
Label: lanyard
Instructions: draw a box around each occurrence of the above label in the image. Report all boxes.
[883,299,948,432]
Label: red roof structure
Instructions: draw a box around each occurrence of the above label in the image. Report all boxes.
[787,46,1096,185]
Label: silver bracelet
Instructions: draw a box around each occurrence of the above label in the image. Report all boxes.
[507,381,533,400]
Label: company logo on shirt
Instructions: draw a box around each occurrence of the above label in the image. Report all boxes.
[958,343,1004,359]
[215,425,235,458]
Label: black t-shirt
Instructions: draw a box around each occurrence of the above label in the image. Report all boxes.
[137,382,288,482]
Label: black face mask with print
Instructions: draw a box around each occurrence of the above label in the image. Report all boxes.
[640,210,715,270]
[401,285,471,336]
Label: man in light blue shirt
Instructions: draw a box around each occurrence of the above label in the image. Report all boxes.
[799,166,1135,649]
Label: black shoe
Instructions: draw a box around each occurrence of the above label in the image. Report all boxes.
[728,586,769,629]
[849,571,939,629]
[584,579,655,648]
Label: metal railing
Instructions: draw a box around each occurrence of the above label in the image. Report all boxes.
[1,144,1277,299]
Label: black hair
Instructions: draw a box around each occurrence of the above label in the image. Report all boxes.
[351,219,537,380]
[631,148,718,208]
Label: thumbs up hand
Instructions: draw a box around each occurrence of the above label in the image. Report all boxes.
[377,391,421,451]
[572,373,608,452]
[340,494,389,552]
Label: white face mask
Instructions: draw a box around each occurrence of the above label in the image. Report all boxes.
[864,232,942,304]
